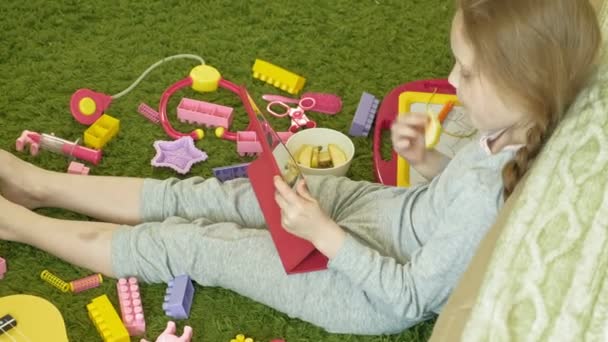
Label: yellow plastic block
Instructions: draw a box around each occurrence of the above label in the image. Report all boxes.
[252,59,306,94]
[397,91,460,187]
[87,294,130,342]
[84,114,120,149]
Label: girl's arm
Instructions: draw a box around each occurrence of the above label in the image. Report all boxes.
[311,220,346,259]
[410,149,451,181]
[391,113,451,180]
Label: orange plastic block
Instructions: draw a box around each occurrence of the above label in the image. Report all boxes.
[252,59,306,94]
[84,114,120,149]
[87,294,130,342]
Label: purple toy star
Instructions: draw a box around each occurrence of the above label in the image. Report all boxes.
[151,136,208,174]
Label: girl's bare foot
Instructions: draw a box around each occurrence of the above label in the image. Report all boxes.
[0,149,48,209]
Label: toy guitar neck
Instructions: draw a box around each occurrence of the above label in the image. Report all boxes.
[0,295,68,342]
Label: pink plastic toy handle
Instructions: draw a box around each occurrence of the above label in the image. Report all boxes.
[298,97,316,111]
[262,94,299,104]
[60,144,102,165]
[266,101,291,118]
[159,77,202,140]
[16,130,41,156]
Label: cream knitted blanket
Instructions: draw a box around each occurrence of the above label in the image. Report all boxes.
[462,3,608,341]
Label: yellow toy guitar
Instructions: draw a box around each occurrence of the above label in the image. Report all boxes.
[0,295,68,342]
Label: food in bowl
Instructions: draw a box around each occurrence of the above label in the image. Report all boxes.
[294,144,348,169]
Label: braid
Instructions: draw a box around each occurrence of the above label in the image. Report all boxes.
[457,0,601,200]
[502,120,557,199]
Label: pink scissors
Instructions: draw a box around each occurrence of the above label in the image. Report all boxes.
[265,95,317,133]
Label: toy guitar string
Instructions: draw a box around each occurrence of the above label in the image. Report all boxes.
[0,314,32,342]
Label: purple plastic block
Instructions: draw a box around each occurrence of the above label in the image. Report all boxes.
[212,163,251,182]
[151,137,208,174]
[177,98,234,128]
[162,274,195,319]
[349,92,379,137]
[0,257,5,279]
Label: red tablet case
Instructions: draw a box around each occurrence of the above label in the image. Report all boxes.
[237,87,329,274]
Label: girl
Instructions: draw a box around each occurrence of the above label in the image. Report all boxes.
[0,0,600,335]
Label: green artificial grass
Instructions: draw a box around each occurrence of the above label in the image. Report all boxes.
[0,0,454,341]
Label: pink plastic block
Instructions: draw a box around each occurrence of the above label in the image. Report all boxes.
[236,131,261,156]
[236,131,293,157]
[15,130,41,155]
[0,257,6,279]
[67,161,90,175]
[177,98,234,128]
[117,277,146,336]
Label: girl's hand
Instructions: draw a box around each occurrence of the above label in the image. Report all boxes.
[391,113,429,164]
[140,321,193,342]
[273,176,345,256]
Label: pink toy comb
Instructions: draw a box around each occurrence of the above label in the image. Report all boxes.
[138,103,161,125]
[262,92,342,115]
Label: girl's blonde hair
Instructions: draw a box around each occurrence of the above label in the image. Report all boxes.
[457,0,601,199]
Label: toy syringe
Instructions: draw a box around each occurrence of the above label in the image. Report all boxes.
[16,130,102,165]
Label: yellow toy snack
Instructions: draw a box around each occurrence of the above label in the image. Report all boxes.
[425,112,442,149]
[397,91,460,187]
